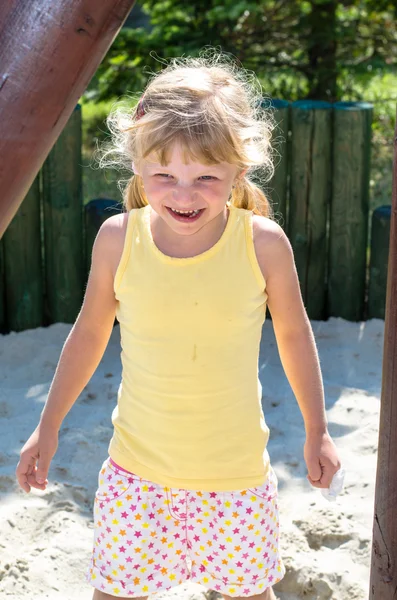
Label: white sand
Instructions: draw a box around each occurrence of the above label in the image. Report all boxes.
[0,317,383,599]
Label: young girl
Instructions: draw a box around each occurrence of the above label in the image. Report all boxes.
[16,50,341,600]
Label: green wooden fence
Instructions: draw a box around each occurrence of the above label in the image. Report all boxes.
[0,100,391,333]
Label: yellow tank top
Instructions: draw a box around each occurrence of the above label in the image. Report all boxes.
[108,202,271,491]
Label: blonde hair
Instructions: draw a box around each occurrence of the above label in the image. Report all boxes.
[98,48,277,218]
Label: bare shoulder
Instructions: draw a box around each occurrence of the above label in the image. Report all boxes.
[99,211,129,239]
[92,212,129,279]
[252,214,293,282]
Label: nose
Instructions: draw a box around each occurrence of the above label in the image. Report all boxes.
[172,183,197,205]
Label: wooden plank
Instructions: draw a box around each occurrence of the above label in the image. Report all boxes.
[0,0,136,236]
[0,240,5,334]
[42,106,83,324]
[369,108,397,598]
[2,176,43,331]
[368,205,391,319]
[328,101,373,321]
[289,100,332,320]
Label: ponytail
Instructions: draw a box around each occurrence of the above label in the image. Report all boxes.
[230,176,273,219]
[123,174,148,211]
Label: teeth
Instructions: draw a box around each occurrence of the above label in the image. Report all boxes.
[170,208,200,216]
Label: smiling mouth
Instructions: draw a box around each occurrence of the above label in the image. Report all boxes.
[170,207,202,217]
[168,207,204,217]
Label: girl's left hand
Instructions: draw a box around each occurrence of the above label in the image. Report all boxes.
[303,429,342,488]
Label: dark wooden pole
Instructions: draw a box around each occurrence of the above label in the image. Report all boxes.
[0,241,5,333]
[369,108,397,597]
[368,206,391,320]
[3,175,43,331]
[0,0,136,237]
[42,106,84,325]
[289,100,332,320]
[328,101,373,321]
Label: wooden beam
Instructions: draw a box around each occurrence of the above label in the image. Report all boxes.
[0,0,136,236]
[369,108,397,597]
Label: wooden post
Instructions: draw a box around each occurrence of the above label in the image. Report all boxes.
[266,99,290,231]
[0,0,136,237]
[0,241,5,334]
[289,100,332,320]
[328,101,373,321]
[2,176,43,331]
[368,205,391,320]
[369,108,397,598]
[42,106,84,324]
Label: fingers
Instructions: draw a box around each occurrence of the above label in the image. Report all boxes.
[16,470,31,493]
[28,469,48,491]
[307,474,326,488]
[16,453,48,493]
[16,452,35,493]
[36,467,48,485]
[307,470,334,489]
[36,449,52,484]
[306,455,339,488]
[17,472,48,493]
[306,461,323,483]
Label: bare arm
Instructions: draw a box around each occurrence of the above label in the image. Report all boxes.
[254,217,341,488]
[254,218,328,434]
[16,214,126,492]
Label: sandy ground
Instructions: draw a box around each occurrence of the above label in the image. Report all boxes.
[0,317,383,599]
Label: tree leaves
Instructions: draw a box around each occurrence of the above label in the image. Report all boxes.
[85,0,397,102]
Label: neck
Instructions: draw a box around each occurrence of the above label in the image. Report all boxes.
[150,205,230,257]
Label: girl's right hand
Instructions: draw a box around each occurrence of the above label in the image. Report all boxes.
[16,424,59,493]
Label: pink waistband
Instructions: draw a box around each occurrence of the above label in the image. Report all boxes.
[109,457,136,475]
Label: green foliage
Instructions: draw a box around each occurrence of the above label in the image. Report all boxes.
[80,99,115,151]
[85,0,397,103]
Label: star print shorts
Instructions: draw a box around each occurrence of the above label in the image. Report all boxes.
[86,457,286,597]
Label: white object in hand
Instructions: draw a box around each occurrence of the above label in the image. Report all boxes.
[320,467,345,502]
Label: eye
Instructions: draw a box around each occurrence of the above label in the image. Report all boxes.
[154,174,216,181]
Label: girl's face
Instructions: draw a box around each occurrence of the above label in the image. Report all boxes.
[134,142,243,237]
